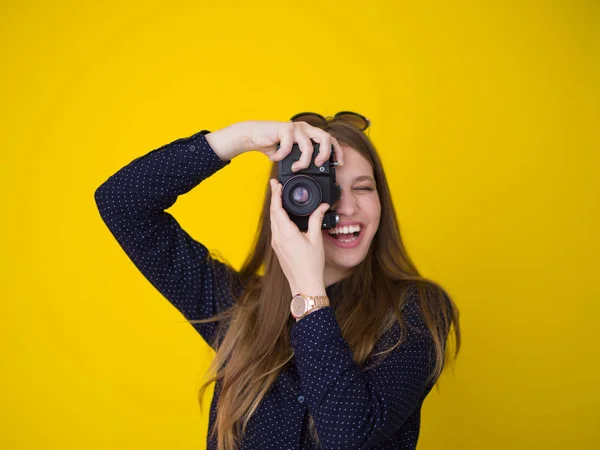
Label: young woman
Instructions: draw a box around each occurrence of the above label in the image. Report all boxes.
[95,113,461,450]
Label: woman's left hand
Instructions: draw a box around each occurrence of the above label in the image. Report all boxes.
[269,178,330,296]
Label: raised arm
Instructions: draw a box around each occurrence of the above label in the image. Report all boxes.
[94,129,244,349]
[94,120,343,348]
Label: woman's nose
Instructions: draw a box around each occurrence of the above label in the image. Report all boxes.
[332,188,358,216]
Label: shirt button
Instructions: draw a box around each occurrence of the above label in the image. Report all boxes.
[297,395,305,403]
[292,338,298,345]
[189,145,196,151]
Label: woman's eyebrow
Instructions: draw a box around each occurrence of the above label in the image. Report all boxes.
[353,175,375,183]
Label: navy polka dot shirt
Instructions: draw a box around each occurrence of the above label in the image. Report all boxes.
[95,130,441,449]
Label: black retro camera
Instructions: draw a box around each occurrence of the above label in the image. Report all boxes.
[277,141,341,232]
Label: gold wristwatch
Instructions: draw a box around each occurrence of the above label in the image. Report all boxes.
[290,293,330,320]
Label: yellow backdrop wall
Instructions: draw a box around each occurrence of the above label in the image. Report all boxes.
[1,0,598,449]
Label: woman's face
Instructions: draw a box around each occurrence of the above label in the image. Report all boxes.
[321,145,381,283]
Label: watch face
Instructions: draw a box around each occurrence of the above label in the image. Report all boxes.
[291,295,307,318]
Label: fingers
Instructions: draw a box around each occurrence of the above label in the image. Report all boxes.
[308,202,331,242]
[330,136,344,167]
[270,121,344,171]
[312,134,331,167]
[292,124,337,171]
[292,133,314,172]
[269,179,296,237]
[271,177,329,244]
[298,125,331,169]
[270,126,294,162]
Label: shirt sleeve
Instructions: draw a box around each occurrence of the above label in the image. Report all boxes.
[94,130,241,349]
[290,288,439,449]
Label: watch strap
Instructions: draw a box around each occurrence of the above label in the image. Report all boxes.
[304,294,329,309]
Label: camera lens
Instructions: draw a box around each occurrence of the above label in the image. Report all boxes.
[292,186,311,205]
[282,175,322,216]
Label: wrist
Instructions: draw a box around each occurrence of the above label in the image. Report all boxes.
[206,122,253,161]
[292,284,327,298]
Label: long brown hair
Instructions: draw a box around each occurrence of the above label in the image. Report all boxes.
[190,121,461,450]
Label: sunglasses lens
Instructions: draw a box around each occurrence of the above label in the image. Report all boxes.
[335,112,368,130]
[291,113,326,128]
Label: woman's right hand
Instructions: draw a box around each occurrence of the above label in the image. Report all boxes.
[208,120,344,171]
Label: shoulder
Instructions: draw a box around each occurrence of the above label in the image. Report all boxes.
[399,284,428,334]
[399,282,451,337]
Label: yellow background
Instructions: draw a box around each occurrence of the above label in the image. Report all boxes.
[1,1,598,449]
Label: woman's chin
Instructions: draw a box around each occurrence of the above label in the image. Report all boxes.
[324,231,369,268]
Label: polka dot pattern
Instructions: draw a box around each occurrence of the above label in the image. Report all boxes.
[94,130,239,348]
[95,131,441,449]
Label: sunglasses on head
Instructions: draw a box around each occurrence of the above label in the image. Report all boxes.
[290,111,370,132]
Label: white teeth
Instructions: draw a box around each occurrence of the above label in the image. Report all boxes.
[328,224,362,235]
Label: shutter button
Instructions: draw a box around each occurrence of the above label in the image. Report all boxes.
[297,395,305,403]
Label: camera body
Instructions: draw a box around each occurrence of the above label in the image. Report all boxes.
[277,142,341,232]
